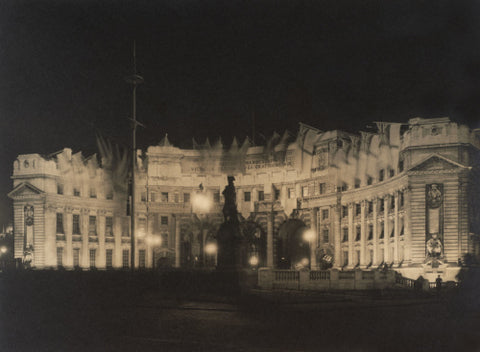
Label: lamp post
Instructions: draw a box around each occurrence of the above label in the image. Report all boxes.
[192,190,213,267]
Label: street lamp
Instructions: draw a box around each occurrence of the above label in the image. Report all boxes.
[0,246,6,254]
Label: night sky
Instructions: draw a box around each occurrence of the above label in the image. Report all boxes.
[1,0,480,227]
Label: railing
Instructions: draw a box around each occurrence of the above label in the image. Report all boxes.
[310,271,330,280]
[362,271,374,280]
[338,271,355,280]
[395,275,415,288]
[105,237,115,243]
[275,270,299,281]
[56,234,66,241]
[88,236,98,243]
[72,235,82,242]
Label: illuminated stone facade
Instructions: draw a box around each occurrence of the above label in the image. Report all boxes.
[8,117,480,280]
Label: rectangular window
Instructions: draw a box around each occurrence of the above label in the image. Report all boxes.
[161,233,168,248]
[288,188,295,199]
[368,201,373,214]
[302,186,309,197]
[106,189,113,200]
[355,204,361,216]
[390,196,395,210]
[258,190,264,201]
[141,192,147,202]
[122,249,129,268]
[89,249,96,268]
[389,169,395,178]
[399,160,404,172]
[354,179,361,189]
[274,188,280,200]
[400,221,404,236]
[342,206,348,218]
[379,169,384,182]
[56,247,63,266]
[368,224,373,240]
[122,218,129,237]
[184,193,190,203]
[57,183,64,195]
[174,193,179,203]
[379,199,384,212]
[341,183,348,192]
[213,192,220,203]
[106,249,113,268]
[355,226,361,241]
[367,176,373,186]
[400,192,404,207]
[322,209,329,220]
[322,229,329,243]
[379,224,384,239]
[73,248,80,267]
[56,213,64,234]
[105,216,113,237]
[161,216,168,225]
[343,251,348,266]
[342,228,348,242]
[73,214,81,234]
[161,192,169,202]
[150,192,156,203]
[89,216,97,236]
[73,187,81,197]
[319,183,326,194]
[138,218,146,236]
[90,188,97,198]
[244,191,251,202]
[139,250,146,268]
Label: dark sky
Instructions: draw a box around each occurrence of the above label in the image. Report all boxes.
[1,0,480,227]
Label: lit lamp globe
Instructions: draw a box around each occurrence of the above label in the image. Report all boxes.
[146,235,162,246]
[301,258,309,266]
[0,246,7,254]
[249,255,259,266]
[205,243,217,255]
[192,193,212,213]
[303,229,315,242]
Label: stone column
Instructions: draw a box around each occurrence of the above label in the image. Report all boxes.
[404,189,412,264]
[333,203,342,268]
[394,191,399,264]
[310,207,318,269]
[81,209,89,268]
[267,210,274,268]
[360,200,367,267]
[65,207,73,268]
[372,198,379,266]
[44,205,57,268]
[97,211,106,269]
[174,215,181,268]
[383,195,390,264]
[114,215,122,268]
[348,203,354,268]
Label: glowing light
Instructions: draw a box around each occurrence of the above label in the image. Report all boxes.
[303,229,315,242]
[0,246,7,254]
[205,243,217,255]
[192,193,212,213]
[146,235,162,246]
[301,258,309,266]
[249,256,259,266]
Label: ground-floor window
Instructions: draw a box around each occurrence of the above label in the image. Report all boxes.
[89,249,96,268]
[106,249,113,268]
[122,249,129,268]
[343,251,348,266]
[139,249,146,268]
[56,247,63,267]
[73,248,80,267]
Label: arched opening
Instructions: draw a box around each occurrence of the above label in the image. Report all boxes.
[241,221,267,268]
[277,219,310,269]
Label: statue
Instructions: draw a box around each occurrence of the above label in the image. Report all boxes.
[222,176,238,223]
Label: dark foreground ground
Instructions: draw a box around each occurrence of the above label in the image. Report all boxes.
[1,270,479,352]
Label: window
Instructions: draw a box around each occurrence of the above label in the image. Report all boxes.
[322,209,329,220]
[141,192,147,202]
[342,206,348,218]
[122,218,129,237]
[389,169,395,178]
[342,228,348,242]
[288,188,295,199]
[106,249,113,268]
[319,183,326,194]
[399,160,404,173]
[57,183,64,195]
[368,201,373,214]
[138,218,146,236]
[367,176,373,186]
[213,192,220,203]
[343,251,348,266]
[258,190,264,201]
[89,249,96,268]
[174,193,179,203]
[90,188,97,198]
[379,224,384,239]
[355,226,361,241]
[56,213,64,234]
[73,214,81,234]
[105,217,113,237]
[341,183,348,192]
[399,192,404,208]
[355,204,361,216]
[390,196,395,210]
[106,189,113,200]
[184,193,190,203]
[379,199,384,212]
[390,226,395,238]
[73,187,80,197]
[244,191,251,202]
[73,248,80,267]
[302,186,309,197]
[122,249,129,268]
[379,169,384,182]
[139,250,146,268]
[89,216,97,236]
[161,233,168,248]
[400,221,404,236]
[368,224,373,240]
[150,192,156,203]
[56,247,63,266]
[161,216,168,225]
[322,229,329,243]
[354,179,361,189]
[274,188,280,200]
[161,192,169,202]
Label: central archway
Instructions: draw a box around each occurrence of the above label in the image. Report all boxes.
[277,219,310,269]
